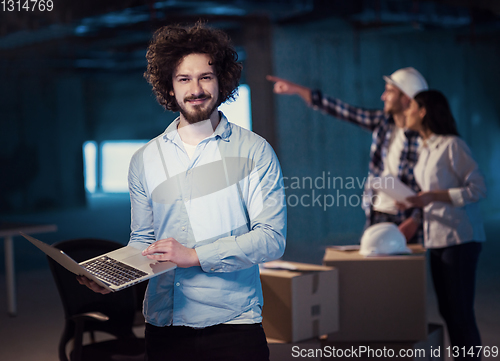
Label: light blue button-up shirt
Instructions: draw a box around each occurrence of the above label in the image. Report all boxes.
[128,113,287,328]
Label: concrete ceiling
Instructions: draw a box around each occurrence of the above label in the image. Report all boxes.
[1,0,499,70]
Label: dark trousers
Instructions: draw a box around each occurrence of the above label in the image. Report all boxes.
[430,242,482,360]
[145,322,270,361]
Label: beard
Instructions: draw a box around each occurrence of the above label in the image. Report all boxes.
[385,102,399,115]
[384,94,405,116]
[178,93,219,124]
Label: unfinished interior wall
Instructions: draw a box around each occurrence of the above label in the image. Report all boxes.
[272,18,500,262]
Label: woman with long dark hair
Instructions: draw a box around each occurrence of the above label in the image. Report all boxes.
[403,90,486,360]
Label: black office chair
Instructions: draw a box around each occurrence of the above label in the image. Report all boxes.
[47,238,146,361]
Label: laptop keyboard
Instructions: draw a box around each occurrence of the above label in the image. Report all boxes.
[81,256,148,286]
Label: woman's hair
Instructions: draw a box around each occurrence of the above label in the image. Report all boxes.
[413,90,460,137]
[144,22,243,112]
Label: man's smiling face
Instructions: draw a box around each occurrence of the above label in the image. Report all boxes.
[171,53,219,124]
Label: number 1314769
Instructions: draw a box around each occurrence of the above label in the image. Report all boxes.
[446,346,498,359]
[1,0,54,12]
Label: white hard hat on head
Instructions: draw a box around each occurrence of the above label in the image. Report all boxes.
[359,222,411,256]
[383,67,428,98]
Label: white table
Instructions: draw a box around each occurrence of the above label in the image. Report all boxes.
[0,222,57,316]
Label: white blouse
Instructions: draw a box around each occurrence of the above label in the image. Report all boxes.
[414,135,486,248]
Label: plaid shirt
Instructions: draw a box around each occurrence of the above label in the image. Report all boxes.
[311,90,423,243]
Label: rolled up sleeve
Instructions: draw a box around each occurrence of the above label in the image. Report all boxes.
[448,139,487,208]
[196,140,286,273]
[128,150,156,251]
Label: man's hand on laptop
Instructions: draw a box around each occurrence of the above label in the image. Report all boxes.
[76,276,111,294]
[142,238,201,268]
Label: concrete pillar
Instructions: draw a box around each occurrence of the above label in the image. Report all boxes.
[243,17,277,151]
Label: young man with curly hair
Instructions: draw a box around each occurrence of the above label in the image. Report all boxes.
[78,23,286,360]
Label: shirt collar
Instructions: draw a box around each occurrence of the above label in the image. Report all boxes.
[423,133,440,149]
[162,111,232,143]
[404,128,419,139]
[212,112,232,140]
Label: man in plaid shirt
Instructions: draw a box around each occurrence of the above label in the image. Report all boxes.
[267,68,427,243]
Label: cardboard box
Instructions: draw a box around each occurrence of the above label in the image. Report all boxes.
[260,261,339,343]
[320,323,444,361]
[322,245,426,342]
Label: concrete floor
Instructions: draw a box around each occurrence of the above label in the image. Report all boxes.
[0,268,146,361]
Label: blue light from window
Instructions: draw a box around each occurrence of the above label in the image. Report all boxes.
[219,84,252,130]
[101,141,148,193]
[83,141,97,193]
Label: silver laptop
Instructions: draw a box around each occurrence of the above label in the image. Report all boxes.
[21,232,177,292]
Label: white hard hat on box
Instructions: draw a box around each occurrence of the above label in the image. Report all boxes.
[359,222,411,256]
[383,67,428,98]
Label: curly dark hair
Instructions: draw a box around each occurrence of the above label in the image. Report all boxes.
[144,22,242,112]
[414,90,460,137]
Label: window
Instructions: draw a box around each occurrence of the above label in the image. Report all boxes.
[83,141,98,193]
[84,85,252,194]
[219,84,252,130]
[101,141,149,192]
[83,140,147,194]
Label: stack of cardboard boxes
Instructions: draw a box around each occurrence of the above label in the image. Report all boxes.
[261,245,444,361]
